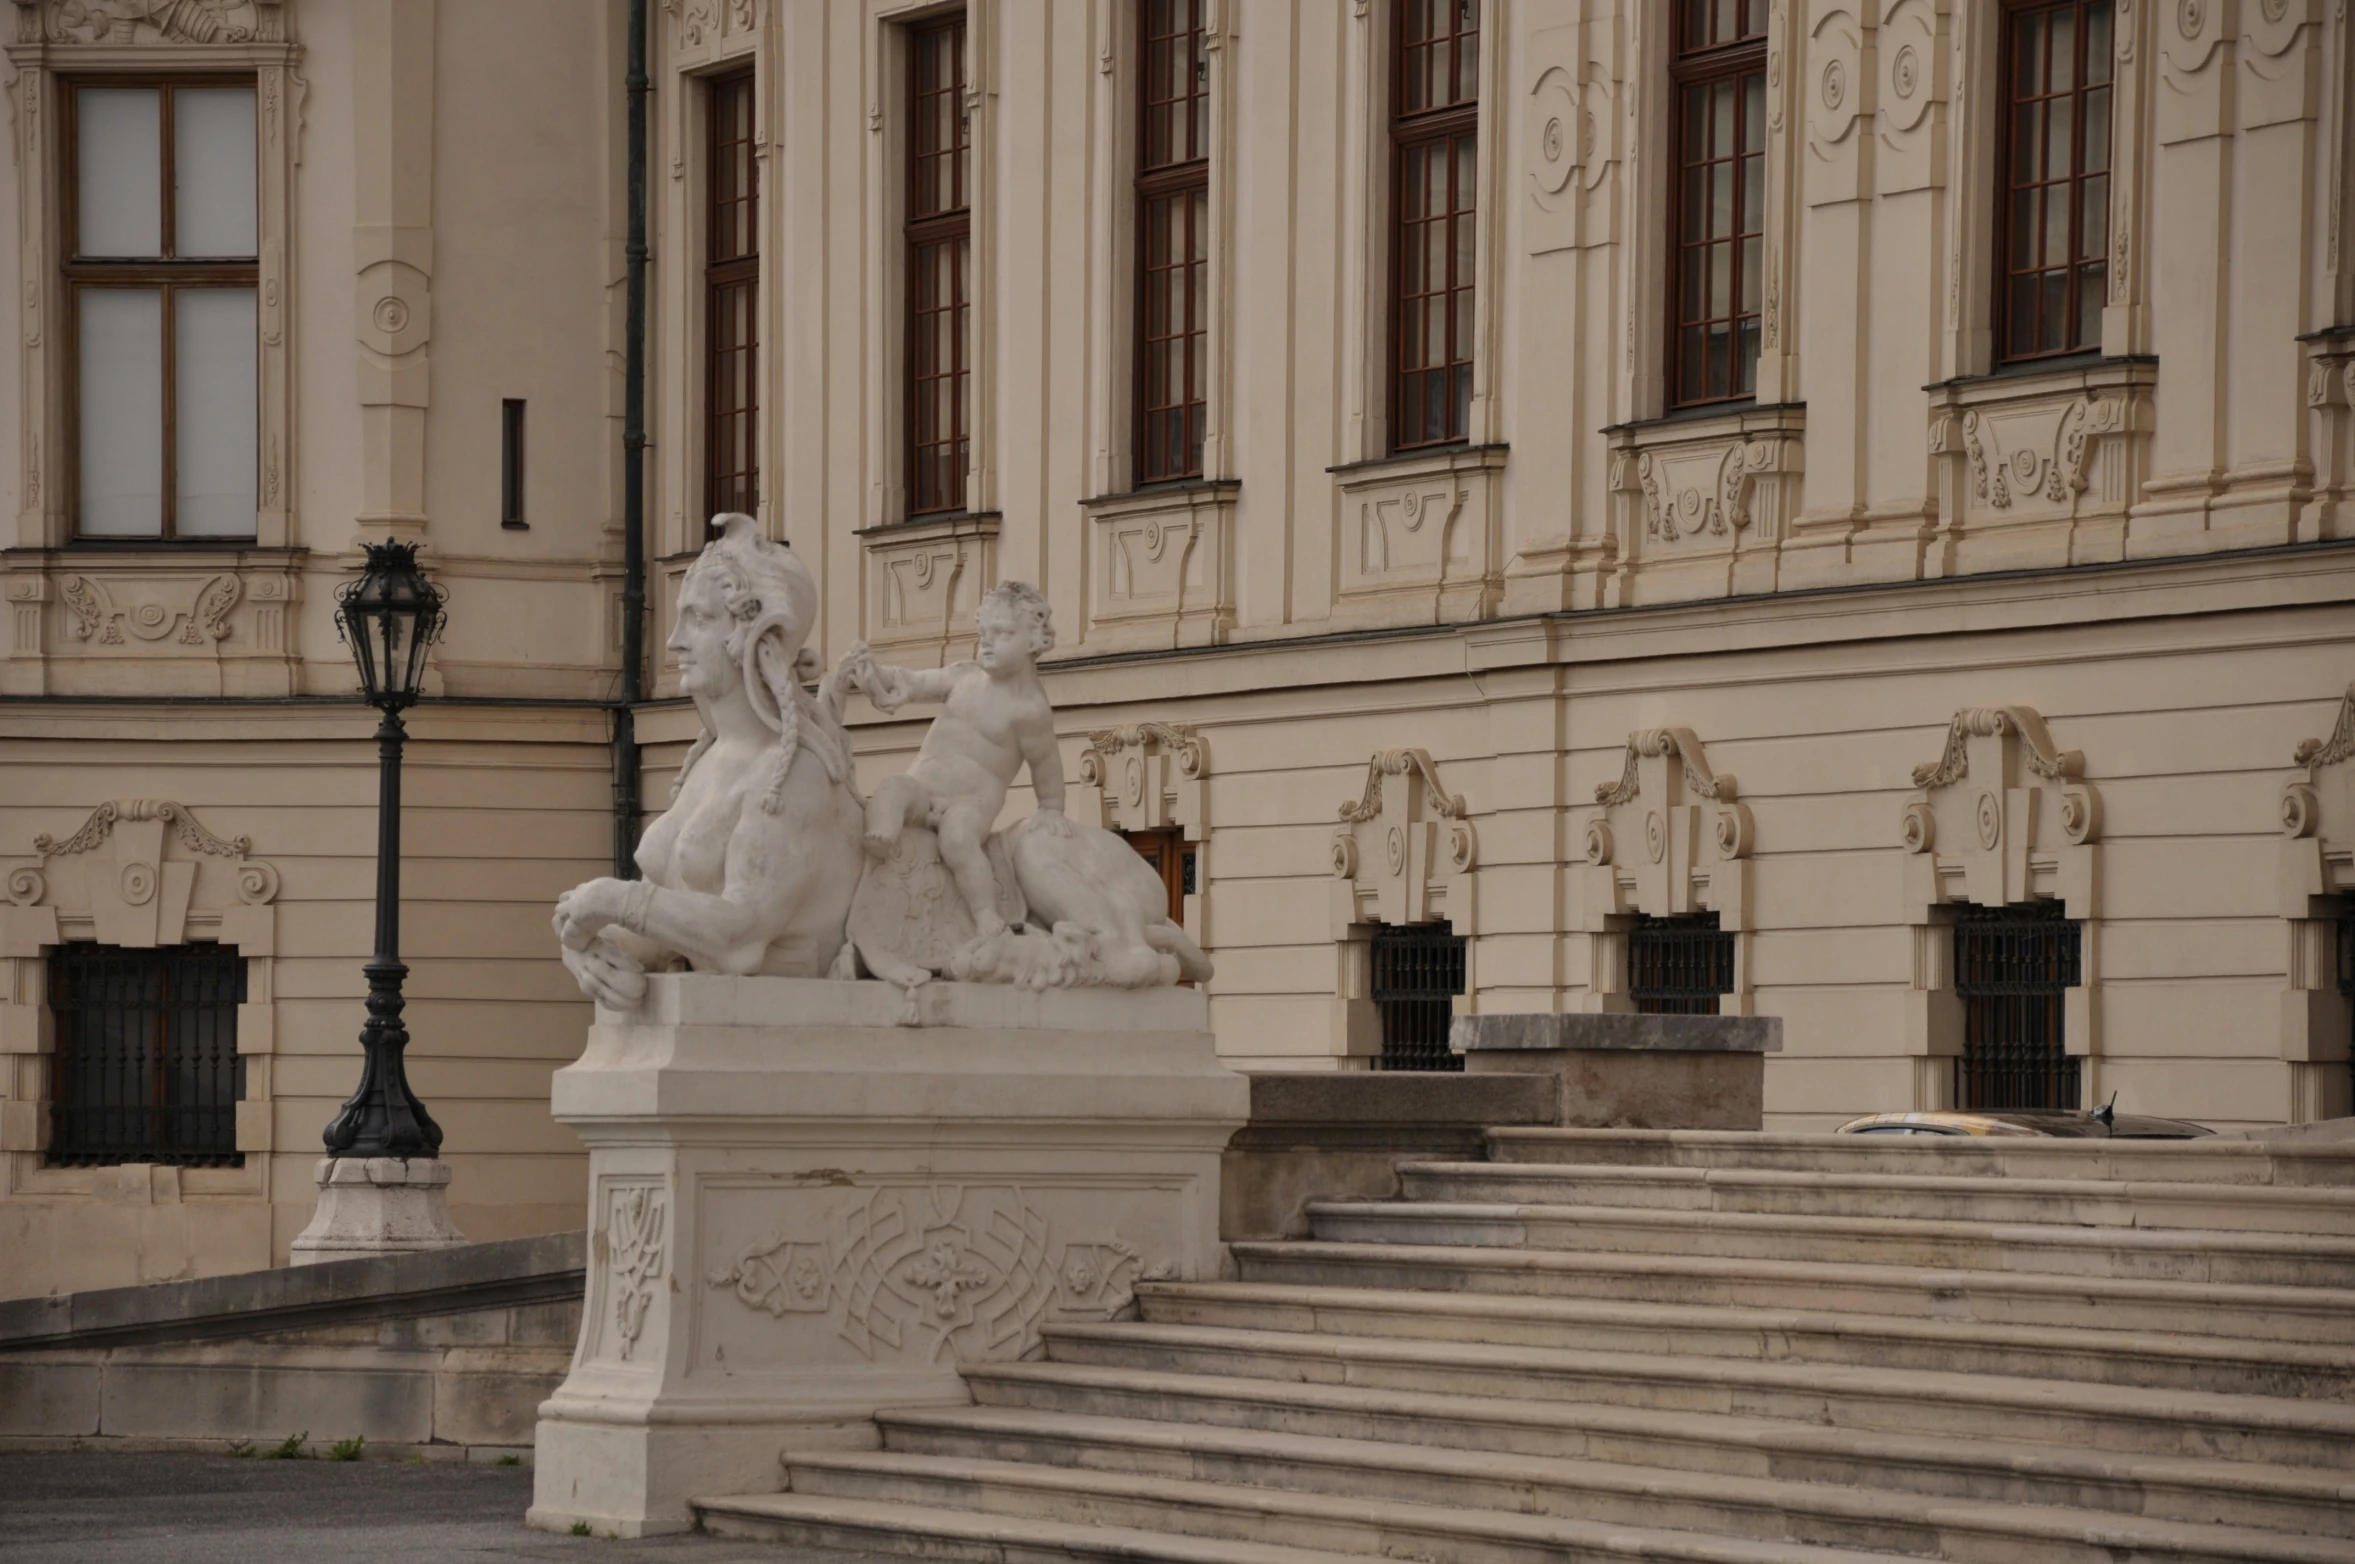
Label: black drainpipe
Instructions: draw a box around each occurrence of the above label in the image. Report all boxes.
[613,0,649,878]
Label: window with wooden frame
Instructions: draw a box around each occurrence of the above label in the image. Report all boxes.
[1995,1,2113,365]
[1136,0,1209,486]
[1390,0,1480,452]
[907,15,970,518]
[1668,3,1767,411]
[704,68,759,530]
[65,79,259,540]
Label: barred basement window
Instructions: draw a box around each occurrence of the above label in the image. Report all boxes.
[1953,901,2081,1111]
[47,942,245,1167]
[1371,920,1465,1072]
[2337,915,2355,1107]
[1627,913,1735,1015]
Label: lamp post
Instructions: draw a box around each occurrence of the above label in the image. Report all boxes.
[325,539,447,1157]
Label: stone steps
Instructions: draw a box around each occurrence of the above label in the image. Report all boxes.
[1303,1198,2355,1288]
[1033,1320,2355,1467]
[692,1132,2355,1562]
[1228,1239,2355,1343]
[1483,1130,2355,1187]
[699,1491,1379,1564]
[741,1448,2355,1564]
[956,1363,2355,1536]
[1395,1161,2355,1236]
[1128,1280,2355,1400]
[867,1406,2355,1564]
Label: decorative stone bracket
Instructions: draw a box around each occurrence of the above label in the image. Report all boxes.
[1575,728,1754,1014]
[1074,722,1205,839]
[1329,748,1477,937]
[1898,706,2102,1105]
[1,799,280,1155]
[2279,684,2355,1120]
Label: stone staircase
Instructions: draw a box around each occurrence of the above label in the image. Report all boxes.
[696,1127,2355,1563]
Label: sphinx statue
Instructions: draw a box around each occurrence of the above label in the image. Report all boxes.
[552,515,866,1006]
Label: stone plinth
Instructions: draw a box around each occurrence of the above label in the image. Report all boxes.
[527,975,1247,1538]
[1451,1013,1783,1131]
[287,1157,466,1265]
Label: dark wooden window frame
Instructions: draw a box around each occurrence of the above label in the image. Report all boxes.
[1387,0,1481,454]
[1666,6,1768,412]
[906,13,971,519]
[703,67,759,531]
[1134,0,1210,486]
[62,73,260,541]
[1992,0,2114,366]
[47,941,245,1168]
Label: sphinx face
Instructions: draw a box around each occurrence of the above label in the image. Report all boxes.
[669,567,740,701]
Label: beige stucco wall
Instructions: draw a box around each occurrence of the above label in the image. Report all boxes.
[1,0,2352,1298]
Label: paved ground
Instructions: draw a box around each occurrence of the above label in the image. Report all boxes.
[0,1452,877,1563]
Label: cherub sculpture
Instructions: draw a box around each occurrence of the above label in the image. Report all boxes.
[844,582,1066,942]
[840,583,1211,989]
[552,515,866,1007]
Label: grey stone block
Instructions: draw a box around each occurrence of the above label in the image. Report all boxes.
[1242,1072,1562,1128]
[0,1357,101,1435]
[1451,1013,1783,1054]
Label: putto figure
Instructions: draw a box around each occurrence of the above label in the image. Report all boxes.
[843,582,1067,943]
[842,584,1211,990]
[551,515,865,1006]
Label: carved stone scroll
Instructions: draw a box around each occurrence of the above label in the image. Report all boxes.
[1576,728,1754,1013]
[1330,748,1476,935]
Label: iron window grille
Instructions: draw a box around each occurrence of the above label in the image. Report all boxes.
[47,942,245,1167]
[1371,920,1466,1072]
[1627,913,1735,1015]
[2336,915,2355,1107]
[1952,901,2082,1111]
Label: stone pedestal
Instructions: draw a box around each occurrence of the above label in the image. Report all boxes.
[1452,1013,1782,1130]
[527,975,1247,1538]
[287,1157,467,1265]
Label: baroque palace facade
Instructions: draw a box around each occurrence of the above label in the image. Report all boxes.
[1,0,2352,1298]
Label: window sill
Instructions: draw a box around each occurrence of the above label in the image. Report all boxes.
[1602,401,1806,439]
[1924,355,2156,401]
[852,510,1002,539]
[5,540,297,558]
[1326,442,1507,479]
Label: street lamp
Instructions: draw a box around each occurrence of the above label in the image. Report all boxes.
[324,539,447,1158]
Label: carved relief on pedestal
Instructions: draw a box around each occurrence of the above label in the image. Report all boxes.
[697,1180,1180,1371]
[1,799,281,1155]
[1575,728,1754,1013]
[1331,446,1506,629]
[1081,483,1235,651]
[2279,684,2355,1120]
[1330,748,1476,936]
[857,513,1000,665]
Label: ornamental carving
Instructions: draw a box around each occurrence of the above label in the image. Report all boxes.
[1580,728,1752,935]
[2283,684,2355,844]
[1962,396,2124,510]
[1331,749,1476,934]
[704,1184,1173,1366]
[1900,707,2100,915]
[51,573,241,648]
[32,0,279,45]
[5,798,280,952]
[1077,722,1206,837]
[604,1184,666,1362]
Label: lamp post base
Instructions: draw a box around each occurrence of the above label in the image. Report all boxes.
[289,1156,468,1265]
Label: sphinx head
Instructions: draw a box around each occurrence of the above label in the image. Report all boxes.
[672,514,819,707]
